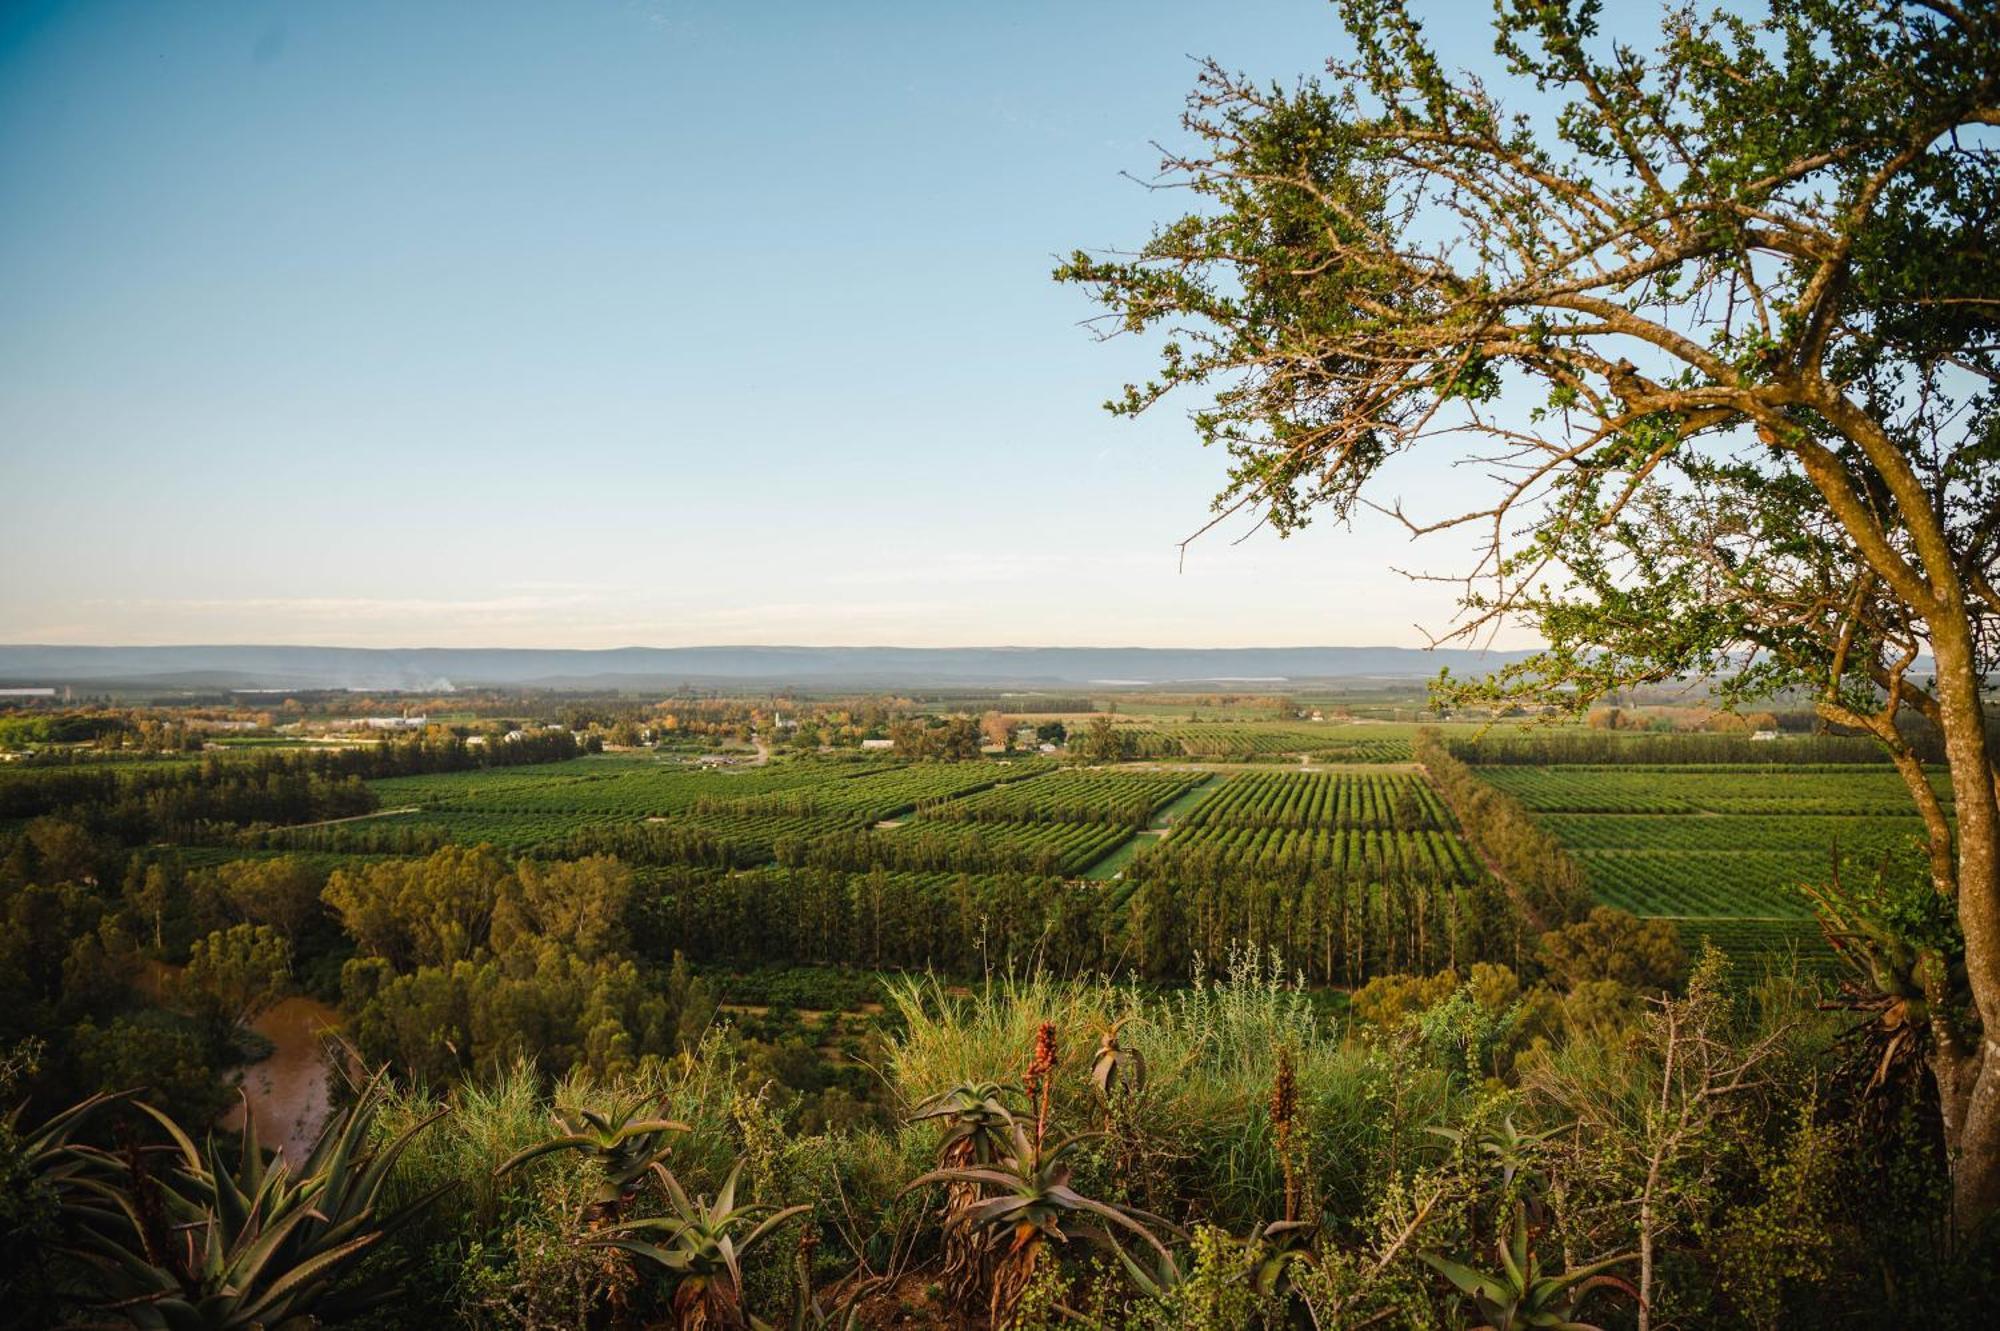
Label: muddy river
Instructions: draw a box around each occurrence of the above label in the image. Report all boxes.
[218,995,343,1162]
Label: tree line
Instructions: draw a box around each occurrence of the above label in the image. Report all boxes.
[1415,728,1589,927]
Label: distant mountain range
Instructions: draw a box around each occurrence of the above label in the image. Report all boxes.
[0,644,1540,692]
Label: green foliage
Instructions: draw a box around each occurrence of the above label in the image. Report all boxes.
[177,923,291,1043]
[70,1011,227,1125]
[1072,714,1136,764]
[1416,729,1586,925]
[10,927,1991,1327]
[1124,1224,1269,1330]
[56,1070,444,1329]
[0,1054,119,1322]
[1538,907,1688,993]
[203,856,326,943]
[323,845,513,972]
[1421,1199,1637,1331]
[1705,1095,1846,1330]
[496,1091,689,1219]
[1416,982,1528,1085]
[327,849,690,1084]
[588,1159,809,1330]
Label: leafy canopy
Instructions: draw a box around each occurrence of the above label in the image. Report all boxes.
[1058,0,1999,717]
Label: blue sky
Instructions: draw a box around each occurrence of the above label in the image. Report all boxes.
[0,0,1519,649]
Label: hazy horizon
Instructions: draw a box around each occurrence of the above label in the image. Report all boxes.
[0,641,1542,691]
[1,1,1526,650]
[0,636,1521,651]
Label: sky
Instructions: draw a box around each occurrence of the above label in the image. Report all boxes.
[0,0,1528,650]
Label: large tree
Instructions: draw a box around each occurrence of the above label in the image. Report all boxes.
[1059,0,2000,1223]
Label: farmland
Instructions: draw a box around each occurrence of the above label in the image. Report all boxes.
[1172,722,1417,762]
[1474,764,1953,816]
[60,730,1931,980]
[1472,763,1943,961]
[918,768,1204,824]
[1116,767,1513,985]
[245,753,1512,979]
[367,754,871,819]
[332,756,1059,859]
[1095,719,1433,762]
[315,757,1218,880]
[899,768,1206,876]
[1144,768,1480,881]
[0,718,1936,976]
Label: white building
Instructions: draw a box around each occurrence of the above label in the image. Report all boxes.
[359,715,426,731]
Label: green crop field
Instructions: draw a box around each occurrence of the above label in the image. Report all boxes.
[931,819,1135,875]
[1175,768,1450,830]
[1121,721,1424,762]
[682,761,1056,836]
[1138,768,1480,880]
[1158,823,1475,877]
[1475,764,1940,965]
[1475,764,1952,816]
[899,769,1208,877]
[351,757,1019,853]
[1077,719,1467,763]
[367,755,858,815]
[341,758,1198,879]
[919,769,1204,825]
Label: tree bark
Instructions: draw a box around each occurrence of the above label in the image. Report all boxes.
[1929,613,2000,1228]
[1798,380,2000,1229]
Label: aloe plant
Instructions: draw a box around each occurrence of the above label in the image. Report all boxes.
[586,1158,809,1331]
[1420,1201,1637,1331]
[1427,1114,1565,1193]
[1090,1018,1146,1103]
[58,1071,446,1329]
[1242,1217,1317,1302]
[496,1091,689,1221]
[907,1112,1178,1326]
[907,1080,1020,1309]
[7,1086,128,1197]
[908,1080,1017,1169]
[1111,1217,1314,1307]
[3,1087,131,1320]
[1803,860,1963,1095]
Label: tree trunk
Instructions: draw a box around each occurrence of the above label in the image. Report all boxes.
[1929,615,2000,1229]
[1802,383,2000,1230]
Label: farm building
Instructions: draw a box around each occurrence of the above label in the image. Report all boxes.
[349,715,427,731]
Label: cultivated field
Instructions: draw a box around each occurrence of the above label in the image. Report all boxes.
[1136,768,1481,881]
[337,756,1063,863]
[1104,719,1441,762]
[1474,763,1943,962]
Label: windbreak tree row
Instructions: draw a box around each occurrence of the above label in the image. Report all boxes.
[1415,730,1588,926]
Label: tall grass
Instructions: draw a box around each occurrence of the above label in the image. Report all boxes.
[884,948,1465,1230]
[316,940,1942,1329]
